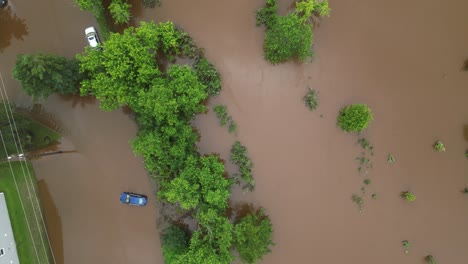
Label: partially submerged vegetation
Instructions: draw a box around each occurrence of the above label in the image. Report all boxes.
[213,105,237,134]
[304,87,318,111]
[425,255,437,264]
[231,141,255,191]
[402,240,411,254]
[433,140,446,152]
[401,191,416,202]
[77,21,272,263]
[13,53,82,100]
[0,103,61,158]
[338,104,373,132]
[256,0,330,64]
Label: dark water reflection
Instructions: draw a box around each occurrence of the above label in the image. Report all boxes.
[0,6,27,52]
[38,180,64,264]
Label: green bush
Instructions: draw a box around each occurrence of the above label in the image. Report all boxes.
[433,140,445,152]
[401,191,416,202]
[193,57,222,96]
[231,141,255,190]
[109,0,131,25]
[233,209,274,264]
[256,0,278,28]
[162,225,189,264]
[264,14,313,64]
[337,104,373,132]
[304,88,318,111]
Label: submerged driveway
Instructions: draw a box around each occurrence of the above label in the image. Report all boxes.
[0,0,163,263]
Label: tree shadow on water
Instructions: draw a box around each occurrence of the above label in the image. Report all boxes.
[0,6,28,52]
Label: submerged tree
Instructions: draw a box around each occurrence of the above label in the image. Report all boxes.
[109,0,132,24]
[13,53,82,100]
[233,209,275,264]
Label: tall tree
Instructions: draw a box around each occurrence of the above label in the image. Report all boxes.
[13,53,81,100]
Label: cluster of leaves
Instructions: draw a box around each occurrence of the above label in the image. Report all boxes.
[387,153,396,164]
[401,191,416,202]
[233,209,275,264]
[463,187,468,194]
[142,0,160,8]
[231,141,255,191]
[193,57,222,96]
[425,255,436,264]
[256,0,329,64]
[304,87,318,111]
[109,0,132,25]
[433,140,445,152]
[337,104,373,132]
[402,240,411,254]
[13,53,82,100]
[295,0,331,24]
[351,194,364,212]
[213,105,237,133]
[78,21,273,264]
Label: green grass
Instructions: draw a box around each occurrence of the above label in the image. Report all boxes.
[0,162,53,264]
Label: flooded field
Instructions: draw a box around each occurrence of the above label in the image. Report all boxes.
[2,0,468,263]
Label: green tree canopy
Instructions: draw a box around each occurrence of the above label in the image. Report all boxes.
[233,209,274,264]
[13,53,81,100]
[131,121,198,180]
[109,0,132,25]
[180,209,234,264]
[159,155,232,211]
[78,21,195,111]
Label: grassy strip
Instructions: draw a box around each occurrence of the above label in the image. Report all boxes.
[0,162,53,264]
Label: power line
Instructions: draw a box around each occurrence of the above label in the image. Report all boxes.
[0,130,41,264]
[0,71,56,264]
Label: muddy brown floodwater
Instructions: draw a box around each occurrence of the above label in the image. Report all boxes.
[2,0,468,263]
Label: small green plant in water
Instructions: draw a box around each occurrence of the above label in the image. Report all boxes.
[304,87,318,111]
[433,140,445,152]
[228,119,237,133]
[363,179,371,185]
[371,193,377,199]
[357,138,374,155]
[402,240,411,254]
[465,150,468,158]
[213,105,228,126]
[425,255,436,264]
[351,194,364,212]
[401,191,416,202]
[387,153,396,164]
[463,187,468,194]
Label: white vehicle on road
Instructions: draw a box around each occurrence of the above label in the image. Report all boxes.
[85,27,100,48]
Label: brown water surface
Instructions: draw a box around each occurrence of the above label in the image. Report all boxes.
[1,0,468,263]
[137,0,468,263]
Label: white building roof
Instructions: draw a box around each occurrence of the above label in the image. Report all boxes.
[0,193,20,264]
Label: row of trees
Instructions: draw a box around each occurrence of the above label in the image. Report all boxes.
[77,22,274,264]
[256,0,330,63]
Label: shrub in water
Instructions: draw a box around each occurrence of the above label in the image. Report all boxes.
[401,191,416,202]
[433,140,445,152]
[304,88,318,111]
[337,104,373,132]
[264,13,313,64]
